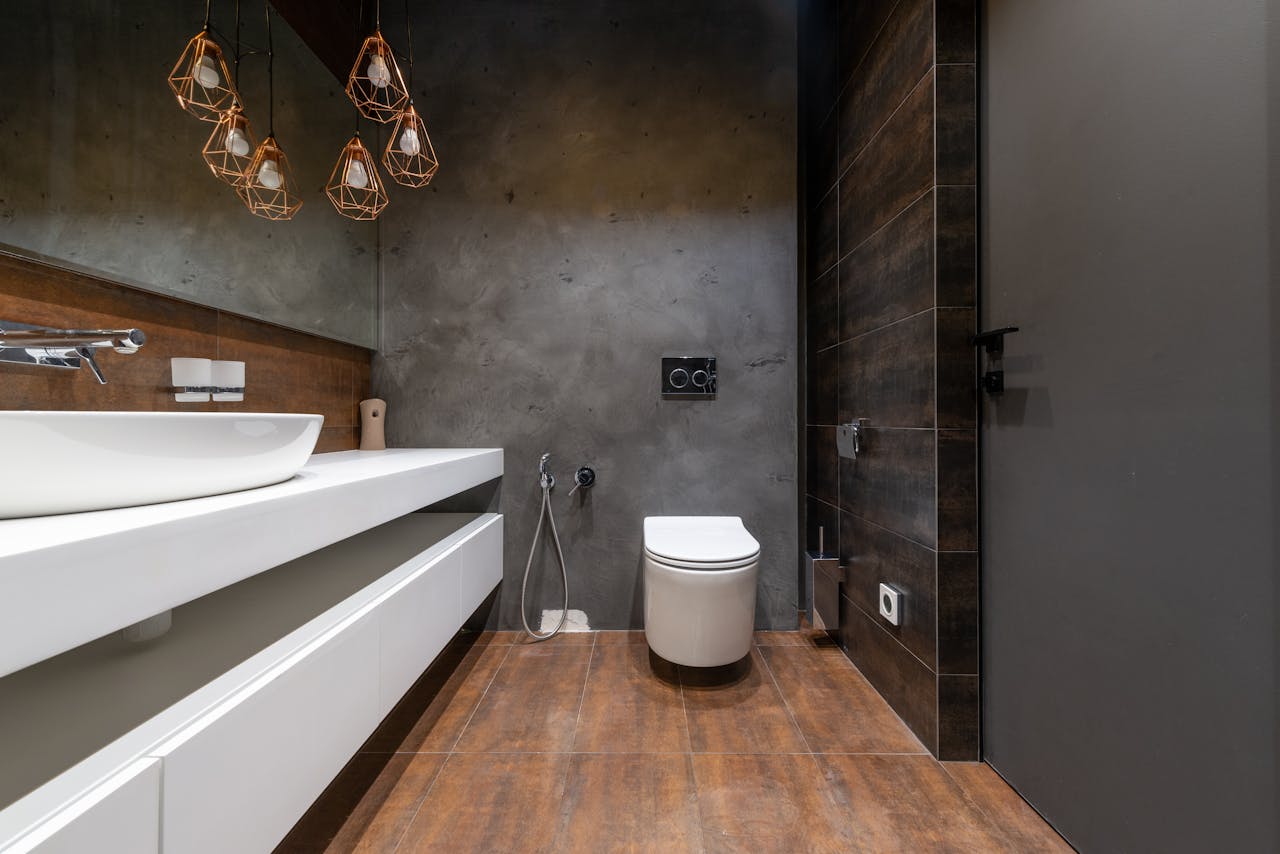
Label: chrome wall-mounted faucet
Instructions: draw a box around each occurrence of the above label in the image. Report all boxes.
[0,320,146,384]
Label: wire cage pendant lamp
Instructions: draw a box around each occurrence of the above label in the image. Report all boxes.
[203,103,258,186]
[345,0,410,124]
[168,0,239,122]
[202,0,257,187]
[239,2,302,220]
[326,127,389,220]
[382,0,439,187]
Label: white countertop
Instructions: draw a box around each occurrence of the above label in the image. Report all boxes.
[0,448,503,678]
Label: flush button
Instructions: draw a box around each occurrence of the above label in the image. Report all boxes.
[662,356,717,398]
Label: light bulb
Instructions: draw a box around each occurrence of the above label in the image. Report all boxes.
[345,159,370,189]
[195,54,220,89]
[367,53,391,88]
[398,126,421,156]
[257,158,282,190]
[226,126,249,157]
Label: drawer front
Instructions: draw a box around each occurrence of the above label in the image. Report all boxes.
[460,515,504,619]
[7,759,160,854]
[156,611,381,854]
[378,545,462,714]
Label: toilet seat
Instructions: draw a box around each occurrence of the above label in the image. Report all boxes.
[643,516,760,566]
[642,548,759,571]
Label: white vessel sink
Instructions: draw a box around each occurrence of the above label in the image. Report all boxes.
[0,411,323,518]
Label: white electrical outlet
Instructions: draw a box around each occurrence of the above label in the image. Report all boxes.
[878,583,904,626]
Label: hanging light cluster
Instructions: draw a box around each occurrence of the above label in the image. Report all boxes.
[326,0,439,221]
[170,0,438,223]
[169,0,300,220]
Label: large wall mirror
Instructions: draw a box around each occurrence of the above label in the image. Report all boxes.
[0,1,379,348]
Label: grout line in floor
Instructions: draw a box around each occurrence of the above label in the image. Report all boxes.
[678,665,710,854]
[936,760,1032,852]
[821,635,932,754]
[385,750,450,854]
[755,646,817,755]
[566,632,598,754]
[441,639,514,753]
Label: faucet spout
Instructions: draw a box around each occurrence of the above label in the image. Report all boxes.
[0,320,146,384]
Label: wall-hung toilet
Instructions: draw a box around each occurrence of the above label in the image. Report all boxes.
[643,516,760,667]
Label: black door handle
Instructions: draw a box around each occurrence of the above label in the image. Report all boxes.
[972,327,1019,355]
[974,327,1018,394]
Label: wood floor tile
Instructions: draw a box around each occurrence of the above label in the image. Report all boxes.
[821,754,1015,852]
[555,754,702,852]
[573,643,689,753]
[680,648,808,754]
[594,630,649,644]
[395,753,571,854]
[760,645,926,755]
[753,630,826,646]
[274,752,445,854]
[362,638,510,753]
[452,645,591,753]
[489,630,597,645]
[692,754,853,853]
[943,762,1073,852]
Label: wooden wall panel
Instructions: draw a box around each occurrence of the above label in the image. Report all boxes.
[0,252,372,452]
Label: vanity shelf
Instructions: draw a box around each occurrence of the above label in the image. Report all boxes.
[0,448,503,677]
[0,511,503,853]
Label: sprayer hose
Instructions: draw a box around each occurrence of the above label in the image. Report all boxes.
[520,483,569,640]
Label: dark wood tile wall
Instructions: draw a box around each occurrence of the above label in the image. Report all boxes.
[0,252,373,452]
[801,0,978,760]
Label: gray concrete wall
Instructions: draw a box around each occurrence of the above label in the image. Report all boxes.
[982,0,1277,850]
[376,0,799,629]
[0,0,378,347]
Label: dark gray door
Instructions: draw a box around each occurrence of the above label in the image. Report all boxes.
[980,1,1276,851]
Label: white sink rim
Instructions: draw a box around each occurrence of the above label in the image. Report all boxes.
[0,411,323,518]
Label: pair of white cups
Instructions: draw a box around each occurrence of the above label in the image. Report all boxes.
[171,358,245,403]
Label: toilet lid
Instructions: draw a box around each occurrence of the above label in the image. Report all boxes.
[643,516,760,564]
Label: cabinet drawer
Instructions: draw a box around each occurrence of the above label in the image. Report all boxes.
[154,611,381,854]
[460,515,504,619]
[378,545,462,714]
[7,759,160,854]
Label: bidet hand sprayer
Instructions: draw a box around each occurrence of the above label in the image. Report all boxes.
[539,453,555,489]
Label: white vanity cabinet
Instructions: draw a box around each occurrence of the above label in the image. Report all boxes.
[0,512,504,854]
[156,610,383,854]
[5,760,161,854]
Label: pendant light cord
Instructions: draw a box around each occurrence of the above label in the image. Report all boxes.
[264,0,275,136]
[203,0,212,30]
[232,0,241,91]
[404,0,413,93]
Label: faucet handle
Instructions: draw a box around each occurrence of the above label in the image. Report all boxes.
[75,347,107,384]
[113,329,146,353]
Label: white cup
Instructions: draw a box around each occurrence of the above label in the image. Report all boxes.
[171,358,212,403]
[211,360,245,402]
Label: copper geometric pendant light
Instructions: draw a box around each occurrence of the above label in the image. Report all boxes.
[240,3,302,220]
[381,0,438,186]
[326,132,389,220]
[168,23,238,122]
[202,0,257,187]
[240,135,303,220]
[203,102,258,186]
[383,103,439,187]
[345,1,409,124]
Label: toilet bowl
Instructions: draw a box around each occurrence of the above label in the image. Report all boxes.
[643,516,760,667]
